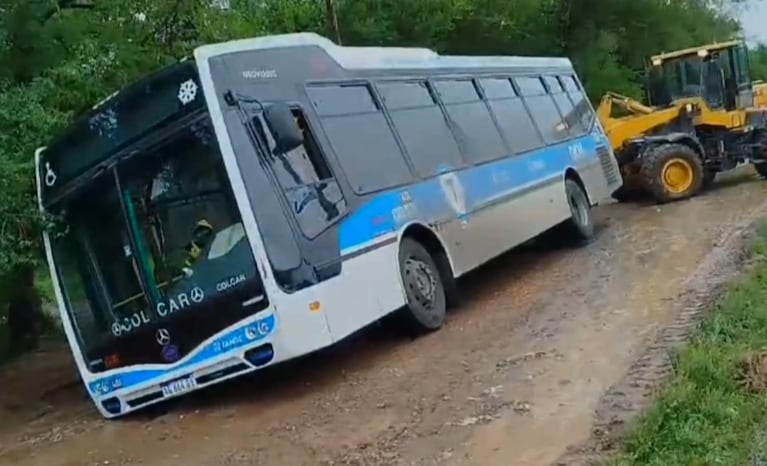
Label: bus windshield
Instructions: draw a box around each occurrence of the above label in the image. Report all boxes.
[48,118,263,371]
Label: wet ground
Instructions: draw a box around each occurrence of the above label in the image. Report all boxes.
[2,167,767,466]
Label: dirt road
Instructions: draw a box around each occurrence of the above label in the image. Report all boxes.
[2,167,767,466]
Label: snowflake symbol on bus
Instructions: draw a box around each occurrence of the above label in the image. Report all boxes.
[178,79,198,105]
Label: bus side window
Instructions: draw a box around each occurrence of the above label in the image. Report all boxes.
[435,79,508,164]
[548,76,585,136]
[516,76,570,144]
[258,111,330,187]
[377,80,464,178]
[561,75,594,130]
[479,77,545,154]
[255,109,347,239]
[307,82,414,194]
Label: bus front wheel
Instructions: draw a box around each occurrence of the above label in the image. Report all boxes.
[397,237,447,334]
[541,178,595,247]
[558,178,595,244]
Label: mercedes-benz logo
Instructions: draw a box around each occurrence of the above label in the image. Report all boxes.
[156,328,171,346]
[190,287,204,303]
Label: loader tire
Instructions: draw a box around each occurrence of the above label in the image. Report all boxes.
[753,131,767,178]
[640,143,703,204]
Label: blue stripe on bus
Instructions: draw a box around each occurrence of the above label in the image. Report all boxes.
[338,131,604,254]
[87,313,277,397]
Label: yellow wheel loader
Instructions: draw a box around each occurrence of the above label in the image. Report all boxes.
[599,40,767,204]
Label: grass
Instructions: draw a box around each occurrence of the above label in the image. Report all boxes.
[611,227,767,466]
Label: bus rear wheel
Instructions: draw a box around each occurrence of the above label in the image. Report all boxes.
[397,238,447,334]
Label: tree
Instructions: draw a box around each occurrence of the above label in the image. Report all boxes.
[751,43,767,81]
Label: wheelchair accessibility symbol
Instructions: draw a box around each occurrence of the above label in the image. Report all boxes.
[439,172,467,217]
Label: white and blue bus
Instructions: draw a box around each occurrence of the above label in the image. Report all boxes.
[35,33,621,418]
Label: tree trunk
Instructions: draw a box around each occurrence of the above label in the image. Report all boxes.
[6,264,43,356]
[325,0,342,44]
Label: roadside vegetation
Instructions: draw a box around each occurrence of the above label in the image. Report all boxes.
[0,0,763,360]
[611,223,767,465]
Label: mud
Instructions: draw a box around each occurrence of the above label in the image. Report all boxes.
[556,180,764,466]
[2,167,767,466]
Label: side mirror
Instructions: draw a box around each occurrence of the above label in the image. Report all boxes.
[263,103,303,154]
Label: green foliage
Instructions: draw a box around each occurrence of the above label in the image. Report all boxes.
[0,0,753,348]
[751,44,767,81]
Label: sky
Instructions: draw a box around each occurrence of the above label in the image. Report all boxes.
[739,0,767,44]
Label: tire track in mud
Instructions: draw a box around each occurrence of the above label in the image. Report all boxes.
[555,199,767,466]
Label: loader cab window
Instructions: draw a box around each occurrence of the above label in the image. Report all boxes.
[733,45,751,86]
[648,56,705,105]
[647,66,671,106]
[675,59,703,99]
[702,53,726,109]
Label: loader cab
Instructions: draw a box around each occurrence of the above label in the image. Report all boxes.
[646,40,753,111]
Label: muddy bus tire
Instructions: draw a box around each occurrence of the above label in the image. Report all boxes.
[546,178,595,247]
[396,238,447,335]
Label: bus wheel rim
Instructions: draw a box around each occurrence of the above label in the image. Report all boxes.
[662,157,694,194]
[404,257,437,309]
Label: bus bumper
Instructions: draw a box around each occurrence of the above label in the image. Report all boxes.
[87,312,280,418]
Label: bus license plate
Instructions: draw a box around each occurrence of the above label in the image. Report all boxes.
[161,376,197,397]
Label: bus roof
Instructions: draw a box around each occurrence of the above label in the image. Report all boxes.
[194,32,573,71]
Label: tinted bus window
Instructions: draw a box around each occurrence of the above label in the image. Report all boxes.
[552,92,584,135]
[379,81,464,177]
[561,75,580,92]
[378,81,434,109]
[322,115,414,193]
[542,75,564,93]
[482,81,545,153]
[478,78,517,99]
[525,94,570,143]
[562,77,595,131]
[255,109,347,238]
[434,80,480,104]
[515,76,547,96]
[308,84,379,117]
[309,83,414,194]
[438,79,508,164]
[547,76,585,136]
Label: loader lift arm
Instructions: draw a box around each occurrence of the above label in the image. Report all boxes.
[596,92,691,153]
